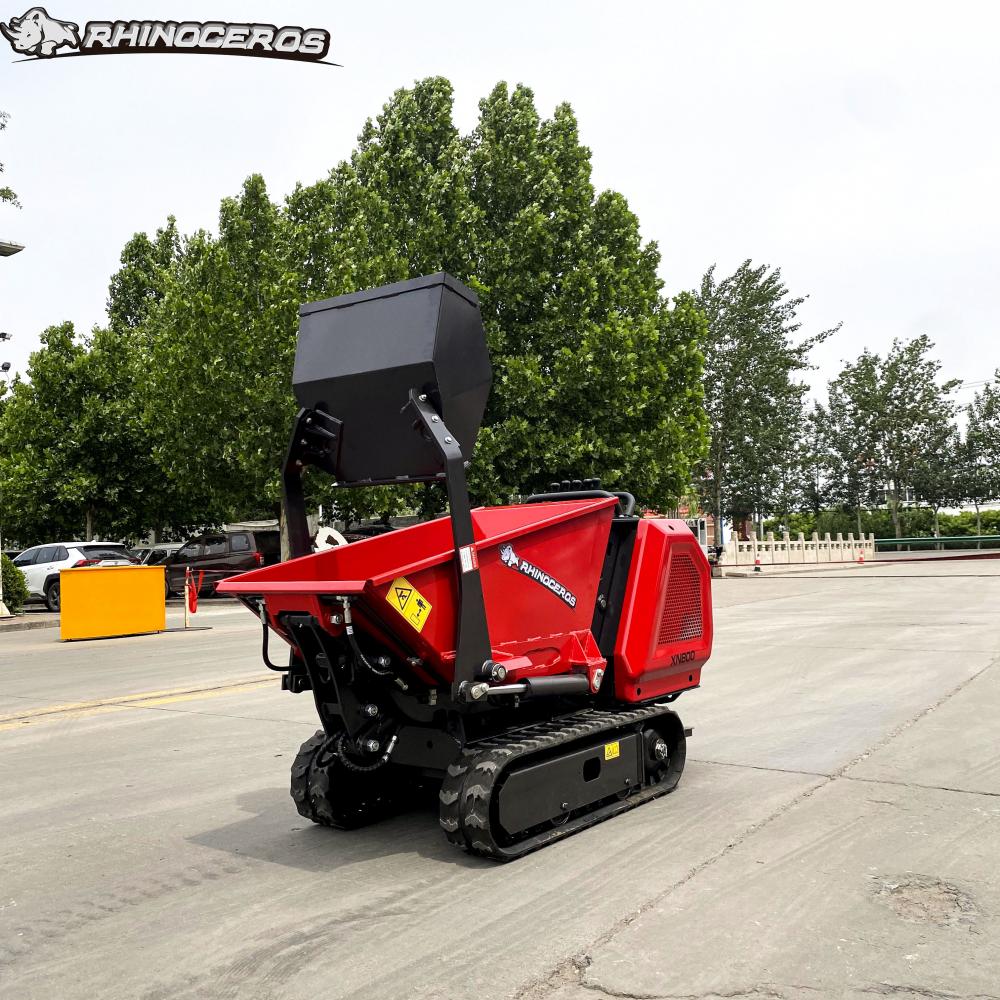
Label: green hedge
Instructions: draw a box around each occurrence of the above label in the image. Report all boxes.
[764,508,1000,540]
[1,553,29,614]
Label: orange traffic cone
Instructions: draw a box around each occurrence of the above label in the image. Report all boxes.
[857,548,865,565]
[754,556,761,573]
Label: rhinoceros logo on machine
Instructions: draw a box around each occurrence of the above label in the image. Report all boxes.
[498,544,577,608]
[1,7,79,57]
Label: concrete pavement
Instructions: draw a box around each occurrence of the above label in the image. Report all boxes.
[1,563,998,1000]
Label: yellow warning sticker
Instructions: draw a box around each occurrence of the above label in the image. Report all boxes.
[386,576,432,633]
[604,740,620,761]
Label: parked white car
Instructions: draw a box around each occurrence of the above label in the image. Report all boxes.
[11,542,136,612]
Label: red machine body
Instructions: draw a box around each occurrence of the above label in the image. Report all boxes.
[218,272,714,859]
[220,499,712,702]
[614,519,714,701]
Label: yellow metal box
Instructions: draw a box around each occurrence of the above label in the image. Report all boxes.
[60,565,166,641]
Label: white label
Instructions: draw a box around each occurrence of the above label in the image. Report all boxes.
[459,545,477,574]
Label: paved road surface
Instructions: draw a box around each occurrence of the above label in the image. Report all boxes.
[1,561,997,1000]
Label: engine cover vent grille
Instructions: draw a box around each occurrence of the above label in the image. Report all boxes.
[657,553,703,645]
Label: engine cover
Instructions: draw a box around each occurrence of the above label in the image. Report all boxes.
[613,519,713,702]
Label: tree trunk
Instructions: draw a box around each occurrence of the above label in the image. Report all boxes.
[889,493,901,549]
[279,499,290,562]
[85,507,94,542]
[932,506,940,549]
[856,507,862,539]
[713,479,723,547]
[975,500,981,547]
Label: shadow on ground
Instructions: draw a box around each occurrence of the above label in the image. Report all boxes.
[188,785,493,873]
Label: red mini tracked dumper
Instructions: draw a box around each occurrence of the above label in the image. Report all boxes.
[219,273,713,859]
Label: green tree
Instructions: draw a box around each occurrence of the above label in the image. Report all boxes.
[962,374,1000,533]
[694,261,838,543]
[107,218,180,332]
[825,336,959,539]
[0,110,19,207]
[130,78,707,529]
[135,176,301,527]
[0,323,165,543]
[818,377,881,538]
[911,426,961,537]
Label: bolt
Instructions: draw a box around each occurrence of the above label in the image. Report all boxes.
[363,703,379,718]
[376,655,391,668]
[591,668,605,692]
[653,739,669,761]
[444,436,453,444]
[363,739,381,753]
[560,801,569,811]
[431,415,439,423]
[418,394,427,401]
[330,613,343,625]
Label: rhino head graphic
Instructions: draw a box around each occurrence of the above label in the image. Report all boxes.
[500,544,519,568]
[1,7,80,57]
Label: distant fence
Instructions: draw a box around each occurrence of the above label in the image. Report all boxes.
[722,531,875,566]
[874,535,1000,552]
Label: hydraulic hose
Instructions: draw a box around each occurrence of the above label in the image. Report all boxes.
[335,731,398,772]
[339,598,408,690]
[259,602,289,672]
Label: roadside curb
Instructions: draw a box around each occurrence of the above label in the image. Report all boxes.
[720,563,869,578]
[0,616,60,633]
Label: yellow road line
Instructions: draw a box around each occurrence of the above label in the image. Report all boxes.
[0,676,275,732]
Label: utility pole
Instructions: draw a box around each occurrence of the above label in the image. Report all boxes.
[0,334,10,616]
[0,241,24,617]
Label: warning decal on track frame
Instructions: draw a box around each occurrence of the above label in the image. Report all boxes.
[604,740,620,761]
[386,576,432,633]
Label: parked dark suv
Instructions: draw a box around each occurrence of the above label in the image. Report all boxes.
[164,529,280,596]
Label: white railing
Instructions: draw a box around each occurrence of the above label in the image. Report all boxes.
[722,531,876,566]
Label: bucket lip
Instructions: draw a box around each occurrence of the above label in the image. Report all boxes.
[218,496,617,596]
[366,496,617,586]
[299,272,479,317]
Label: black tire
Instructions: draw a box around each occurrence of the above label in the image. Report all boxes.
[290,729,407,830]
[45,580,60,613]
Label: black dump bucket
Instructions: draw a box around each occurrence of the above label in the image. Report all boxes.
[294,273,492,486]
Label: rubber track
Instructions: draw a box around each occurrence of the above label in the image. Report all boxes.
[438,704,685,861]
[289,729,403,830]
[290,730,328,825]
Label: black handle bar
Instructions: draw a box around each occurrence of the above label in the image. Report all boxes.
[523,489,636,517]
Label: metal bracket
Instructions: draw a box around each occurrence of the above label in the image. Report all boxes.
[281,407,343,559]
[403,389,493,703]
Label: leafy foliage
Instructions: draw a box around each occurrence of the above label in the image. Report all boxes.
[694,261,838,542]
[0,322,183,544]
[823,336,959,538]
[1,551,28,613]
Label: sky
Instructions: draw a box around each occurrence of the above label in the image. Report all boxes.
[1,0,998,408]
